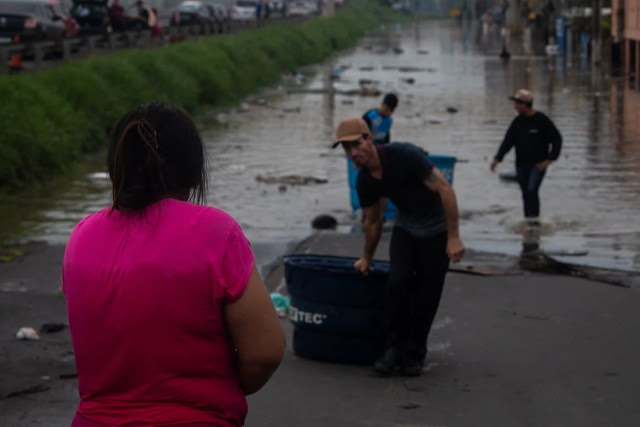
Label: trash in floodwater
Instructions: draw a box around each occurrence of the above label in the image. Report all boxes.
[398,66,429,72]
[256,175,328,185]
[88,172,109,180]
[282,106,301,113]
[16,327,39,341]
[446,107,459,113]
[270,292,290,318]
[341,88,381,97]
[358,78,380,90]
[545,249,589,257]
[311,214,338,230]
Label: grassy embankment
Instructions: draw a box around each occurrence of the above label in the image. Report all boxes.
[0,0,400,193]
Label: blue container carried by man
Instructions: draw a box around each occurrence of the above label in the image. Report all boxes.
[347,153,457,220]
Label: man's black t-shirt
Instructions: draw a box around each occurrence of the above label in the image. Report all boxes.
[356,142,446,237]
[495,111,562,166]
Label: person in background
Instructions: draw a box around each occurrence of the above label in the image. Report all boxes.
[132,0,155,30]
[63,102,285,426]
[255,0,263,26]
[362,93,398,145]
[108,0,126,32]
[333,117,465,377]
[491,89,562,226]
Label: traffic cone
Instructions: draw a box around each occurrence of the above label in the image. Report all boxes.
[9,53,22,71]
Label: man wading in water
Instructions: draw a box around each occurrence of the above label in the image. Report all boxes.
[333,117,465,376]
[491,89,562,226]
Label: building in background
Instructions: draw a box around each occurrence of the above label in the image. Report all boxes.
[612,0,640,87]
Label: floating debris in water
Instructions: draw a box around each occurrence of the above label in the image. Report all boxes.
[446,106,459,113]
[282,106,301,113]
[256,175,328,185]
[87,172,109,180]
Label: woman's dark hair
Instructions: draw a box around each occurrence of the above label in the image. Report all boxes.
[108,102,207,211]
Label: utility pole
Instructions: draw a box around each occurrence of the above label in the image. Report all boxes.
[592,0,601,65]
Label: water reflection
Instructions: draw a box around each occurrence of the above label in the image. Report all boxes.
[1,20,639,272]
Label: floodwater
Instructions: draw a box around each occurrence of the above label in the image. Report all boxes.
[3,20,640,272]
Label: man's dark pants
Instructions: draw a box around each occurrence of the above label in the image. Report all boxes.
[516,164,546,218]
[386,228,450,363]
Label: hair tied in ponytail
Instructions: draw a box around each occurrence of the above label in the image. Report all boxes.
[137,120,159,151]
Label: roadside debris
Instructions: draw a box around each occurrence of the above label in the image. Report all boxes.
[0,246,25,263]
[40,323,67,334]
[519,251,636,288]
[270,293,290,318]
[256,175,328,185]
[7,384,50,398]
[311,215,338,230]
[59,373,78,379]
[16,327,39,341]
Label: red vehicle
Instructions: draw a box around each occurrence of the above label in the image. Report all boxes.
[0,0,79,44]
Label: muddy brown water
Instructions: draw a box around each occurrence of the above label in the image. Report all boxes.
[2,20,639,273]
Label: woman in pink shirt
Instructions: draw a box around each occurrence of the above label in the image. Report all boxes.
[63,102,285,426]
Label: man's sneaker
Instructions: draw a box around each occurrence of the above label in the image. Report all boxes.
[400,359,423,377]
[373,347,401,376]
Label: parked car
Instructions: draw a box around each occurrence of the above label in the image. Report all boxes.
[0,0,78,44]
[207,1,229,32]
[230,0,254,21]
[286,0,310,16]
[268,0,286,16]
[170,0,216,32]
[70,0,110,34]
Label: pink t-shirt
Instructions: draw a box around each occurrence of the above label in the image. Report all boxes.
[62,198,254,426]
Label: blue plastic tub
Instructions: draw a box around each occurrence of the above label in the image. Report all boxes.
[283,254,390,364]
[347,153,457,220]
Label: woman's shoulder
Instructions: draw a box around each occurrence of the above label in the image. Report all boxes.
[168,199,241,234]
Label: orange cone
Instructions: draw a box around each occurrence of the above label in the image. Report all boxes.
[9,53,22,71]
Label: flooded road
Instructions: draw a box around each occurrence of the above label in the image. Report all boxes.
[4,20,640,272]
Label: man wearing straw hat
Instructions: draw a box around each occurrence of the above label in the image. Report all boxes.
[332,117,465,377]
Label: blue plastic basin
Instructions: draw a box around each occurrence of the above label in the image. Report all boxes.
[283,254,390,364]
[347,153,457,220]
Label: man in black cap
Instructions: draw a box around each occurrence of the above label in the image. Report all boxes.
[362,93,398,145]
[333,117,465,377]
[491,89,562,225]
